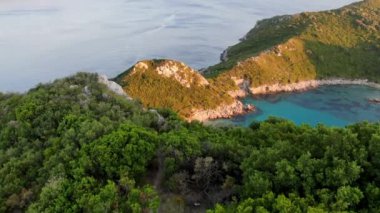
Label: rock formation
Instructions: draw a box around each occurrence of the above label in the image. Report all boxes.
[98,74,132,99]
[190,100,255,121]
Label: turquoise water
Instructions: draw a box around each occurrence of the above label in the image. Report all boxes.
[210,85,380,127]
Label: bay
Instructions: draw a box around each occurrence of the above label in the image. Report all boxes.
[209,85,380,127]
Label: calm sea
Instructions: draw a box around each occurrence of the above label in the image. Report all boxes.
[0,0,357,92]
[4,0,376,126]
[208,85,380,127]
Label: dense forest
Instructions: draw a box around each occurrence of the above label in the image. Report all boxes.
[1,73,380,212]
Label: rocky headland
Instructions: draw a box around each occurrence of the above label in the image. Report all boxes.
[189,100,255,122]
[113,0,380,122]
[114,59,255,121]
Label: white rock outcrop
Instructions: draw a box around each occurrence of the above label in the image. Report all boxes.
[149,109,166,126]
[155,61,209,88]
[130,60,209,88]
[227,78,251,98]
[98,74,132,99]
[189,101,255,121]
[130,61,149,75]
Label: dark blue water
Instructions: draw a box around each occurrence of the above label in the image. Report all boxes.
[209,85,380,127]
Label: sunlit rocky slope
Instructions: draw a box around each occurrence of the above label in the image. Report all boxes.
[116,0,380,120]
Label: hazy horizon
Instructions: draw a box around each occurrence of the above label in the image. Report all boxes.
[0,0,358,92]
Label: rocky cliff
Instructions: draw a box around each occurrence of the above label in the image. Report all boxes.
[115,59,253,120]
[114,0,380,121]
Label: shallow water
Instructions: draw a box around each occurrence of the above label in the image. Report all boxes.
[0,0,357,92]
[209,85,380,127]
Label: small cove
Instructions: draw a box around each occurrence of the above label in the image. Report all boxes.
[209,85,380,127]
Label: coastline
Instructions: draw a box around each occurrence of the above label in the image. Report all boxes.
[107,74,380,122]
[188,100,255,122]
[250,79,380,95]
[189,78,380,122]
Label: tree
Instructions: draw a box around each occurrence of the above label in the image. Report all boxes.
[127,185,160,213]
[84,122,158,179]
[332,186,363,211]
[192,157,220,191]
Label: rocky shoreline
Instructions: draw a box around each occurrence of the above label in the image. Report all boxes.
[189,100,255,122]
[250,79,380,95]
[189,78,380,121]
[103,74,380,122]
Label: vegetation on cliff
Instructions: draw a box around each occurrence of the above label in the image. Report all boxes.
[1,73,380,212]
[115,59,233,118]
[2,1,380,212]
[115,0,380,120]
[206,0,380,89]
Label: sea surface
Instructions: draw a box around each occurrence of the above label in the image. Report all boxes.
[3,0,376,127]
[0,0,357,92]
[208,85,380,127]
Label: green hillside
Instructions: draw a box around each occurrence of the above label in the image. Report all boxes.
[207,0,380,88]
[115,60,233,118]
[116,0,380,120]
[2,1,380,212]
[1,73,380,212]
